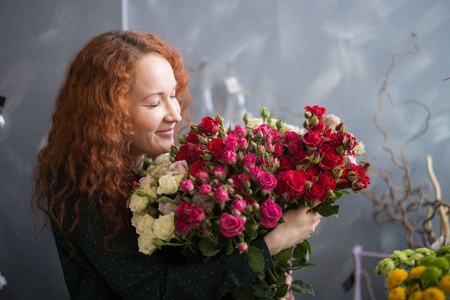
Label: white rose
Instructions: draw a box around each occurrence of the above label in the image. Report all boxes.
[138,229,157,255]
[354,141,365,156]
[135,214,156,235]
[129,194,148,213]
[324,114,341,130]
[142,184,157,202]
[154,153,171,165]
[157,173,178,195]
[246,118,263,130]
[281,123,304,134]
[153,212,175,241]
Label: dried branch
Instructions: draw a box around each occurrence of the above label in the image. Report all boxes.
[366,33,449,248]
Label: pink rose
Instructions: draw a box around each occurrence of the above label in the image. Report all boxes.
[242,154,256,169]
[180,179,194,193]
[212,165,227,180]
[232,199,246,212]
[220,213,245,237]
[249,167,262,181]
[224,134,238,151]
[233,125,247,137]
[199,183,212,195]
[214,187,229,204]
[185,206,205,226]
[272,143,284,157]
[175,217,191,234]
[260,200,282,228]
[221,150,237,164]
[237,138,248,150]
[259,172,277,192]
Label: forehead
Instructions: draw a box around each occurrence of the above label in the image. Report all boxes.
[132,53,176,91]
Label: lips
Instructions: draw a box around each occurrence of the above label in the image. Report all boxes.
[156,128,175,136]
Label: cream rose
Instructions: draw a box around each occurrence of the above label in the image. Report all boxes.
[246,118,263,130]
[142,184,157,203]
[129,194,148,213]
[153,212,175,241]
[157,173,179,195]
[135,214,156,235]
[324,114,341,130]
[354,141,365,156]
[138,229,157,255]
[139,174,155,187]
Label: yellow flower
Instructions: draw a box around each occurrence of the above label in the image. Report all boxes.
[407,283,420,294]
[422,287,445,300]
[440,275,450,293]
[387,269,409,290]
[409,266,427,280]
[388,286,406,300]
[409,291,423,300]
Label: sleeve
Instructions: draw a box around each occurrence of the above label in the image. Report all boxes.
[57,193,274,300]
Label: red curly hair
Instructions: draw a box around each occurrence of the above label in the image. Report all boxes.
[32,30,192,249]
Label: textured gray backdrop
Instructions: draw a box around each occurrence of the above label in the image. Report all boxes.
[1,0,449,299]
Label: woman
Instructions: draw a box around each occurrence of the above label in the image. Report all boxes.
[32,30,321,299]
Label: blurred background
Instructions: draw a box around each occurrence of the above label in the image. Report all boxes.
[1,0,449,299]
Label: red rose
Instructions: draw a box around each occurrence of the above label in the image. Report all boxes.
[278,155,294,172]
[285,170,306,197]
[302,131,323,147]
[320,147,344,170]
[189,161,206,177]
[220,213,245,237]
[185,131,200,143]
[305,105,326,121]
[292,150,311,165]
[174,150,193,164]
[318,171,336,190]
[306,184,327,202]
[207,138,225,159]
[199,116,220,136]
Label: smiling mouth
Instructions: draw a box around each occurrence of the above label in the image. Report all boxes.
[156,128,175,136]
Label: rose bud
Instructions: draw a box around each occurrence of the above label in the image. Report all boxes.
[190,124,200,135]
[304,111,312,119]
[178,134,187,144]
[335,123,346,133]
[243,112,249,125]
[170,145,180,155]
[260,107,270,119]
[276,117,284,131]
[359,161,371,172]
[310,116,319,127]
[237,242,249,253]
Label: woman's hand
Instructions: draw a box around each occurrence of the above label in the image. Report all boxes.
[264,205,322,255]
[280,262,295,300]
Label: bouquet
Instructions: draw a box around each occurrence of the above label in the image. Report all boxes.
[375,246,450,300]
[128,105,370,299]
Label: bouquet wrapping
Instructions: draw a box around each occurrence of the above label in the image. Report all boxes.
[128,106,370,299]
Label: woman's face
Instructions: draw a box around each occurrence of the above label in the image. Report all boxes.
[128,53,182,159]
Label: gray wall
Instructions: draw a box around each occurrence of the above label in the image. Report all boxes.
[1,0,449,299]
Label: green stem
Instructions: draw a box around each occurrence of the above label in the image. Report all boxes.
[257,276,270,288]
[267,268,278,284]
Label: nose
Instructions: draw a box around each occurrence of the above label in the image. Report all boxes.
[165,98,182,123]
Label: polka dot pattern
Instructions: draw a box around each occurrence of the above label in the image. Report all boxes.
[50,180,274,299]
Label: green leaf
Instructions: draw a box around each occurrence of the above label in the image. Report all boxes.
[293,240,311,259]
[290,279,315,295]
[247,246,265,273]
[316,204,339,217]
[276,272,286,286]
[198,239,221,257]
[226,239,234,255]
[253,286,274,298]
[274,248,292,264]
[275,283,289,297]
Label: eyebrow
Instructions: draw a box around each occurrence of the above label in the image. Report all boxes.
[139,83,178,102]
